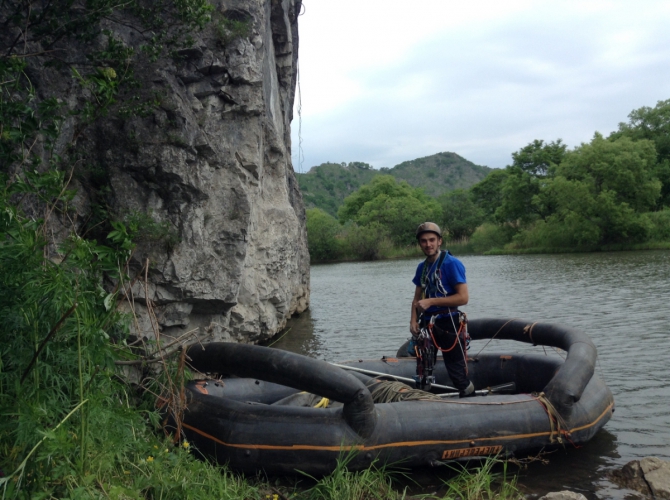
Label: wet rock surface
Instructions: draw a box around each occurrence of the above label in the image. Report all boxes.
[610,457,670,499]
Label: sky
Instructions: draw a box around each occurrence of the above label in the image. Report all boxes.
[290,1,670,172]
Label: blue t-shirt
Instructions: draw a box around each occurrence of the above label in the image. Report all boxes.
[412,250,466,318]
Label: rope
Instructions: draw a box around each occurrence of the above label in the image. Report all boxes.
[366,380,443,403]
[523,322,538,344]
[473,318,519,357]
[297,58,303,173]
[532,392,570,444]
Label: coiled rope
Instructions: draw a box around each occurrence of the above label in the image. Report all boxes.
[366,379,443,403]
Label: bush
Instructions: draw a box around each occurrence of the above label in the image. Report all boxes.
[306,208,343,262]
[648,209,670,241]
[511,214,601,249]
[469,223,516,253]
[340,222,393,261]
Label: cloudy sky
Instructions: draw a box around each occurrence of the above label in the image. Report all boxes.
[290,1,670,172]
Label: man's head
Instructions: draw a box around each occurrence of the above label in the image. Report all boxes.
[416,222,442,259]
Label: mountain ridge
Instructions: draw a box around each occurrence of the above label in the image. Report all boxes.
[297,152,491,216]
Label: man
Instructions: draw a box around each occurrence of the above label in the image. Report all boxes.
[410,222,475,397]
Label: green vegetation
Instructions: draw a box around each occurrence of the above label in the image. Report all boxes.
[440,458,522,500]
[298,155,490,217]
[390,152,492,197]
[299,162,379,217]
[307,176,439,262]
[462,101,670,254]
[338,176,441,246]
[215,12,252,46]
[306,100,670,262]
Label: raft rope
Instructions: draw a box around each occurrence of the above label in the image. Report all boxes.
[532,392,571,445]
[366,379,443,403]
[473,318,518,357]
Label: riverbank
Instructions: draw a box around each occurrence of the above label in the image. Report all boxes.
[309,239,670,264]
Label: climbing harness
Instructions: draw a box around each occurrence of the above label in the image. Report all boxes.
[413,319,437,390]
[412,311,470,390]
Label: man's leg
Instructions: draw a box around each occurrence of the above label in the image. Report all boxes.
[433,323,474,396]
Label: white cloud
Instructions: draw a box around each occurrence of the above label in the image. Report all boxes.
[291,1,670,172]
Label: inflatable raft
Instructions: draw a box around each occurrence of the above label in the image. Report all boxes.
[178,318,614,475]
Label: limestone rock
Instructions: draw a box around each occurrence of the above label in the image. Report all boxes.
[611,457,670,499]
[14,0,309,344]
[641,457,670,500]
[539,492,587,500]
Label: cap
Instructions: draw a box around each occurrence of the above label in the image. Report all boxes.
[416,222,442,239]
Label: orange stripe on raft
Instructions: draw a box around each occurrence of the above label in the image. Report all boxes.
[182,401,613,452]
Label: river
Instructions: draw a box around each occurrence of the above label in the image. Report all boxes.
[277,250,670,499]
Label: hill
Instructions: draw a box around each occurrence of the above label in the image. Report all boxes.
[390,152,492,197]
[297,162,379,216]
[297,153,491,216]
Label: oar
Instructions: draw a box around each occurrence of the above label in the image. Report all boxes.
[329,362,458,391]
[437,382,517,398]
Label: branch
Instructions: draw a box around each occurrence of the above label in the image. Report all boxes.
[114,345,184,365]
[21,302,78,384]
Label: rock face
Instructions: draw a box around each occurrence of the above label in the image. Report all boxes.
[123,0,309,343]
[9,0,309,343]
[611,457,670,499]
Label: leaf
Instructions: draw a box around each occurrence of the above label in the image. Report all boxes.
[103,293,115,311]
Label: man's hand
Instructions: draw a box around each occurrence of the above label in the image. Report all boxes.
[414,298,433,313]
[410,320,420,335]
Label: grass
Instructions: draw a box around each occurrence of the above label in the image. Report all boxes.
[436,458,523,500]
[299,450,409,500]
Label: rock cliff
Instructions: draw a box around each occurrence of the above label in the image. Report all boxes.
[118,0,309,344]
[3,0,309,344]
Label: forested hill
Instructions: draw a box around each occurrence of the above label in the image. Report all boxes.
[297,153,491,216]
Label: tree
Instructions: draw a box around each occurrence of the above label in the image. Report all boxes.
[338,176,441,246]
[469,169,509,221]
[306,208,341,261]
[531,134,661,245]
[511,139,567,177]
[495,139,567,226]
[556,133,660,212]
[438,189,483,240]
[611,99,670,208]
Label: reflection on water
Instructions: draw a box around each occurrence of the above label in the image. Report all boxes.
[276,250,670,499]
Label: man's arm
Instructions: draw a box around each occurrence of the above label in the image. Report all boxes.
[410,286,423,335]
[414,283,469,313]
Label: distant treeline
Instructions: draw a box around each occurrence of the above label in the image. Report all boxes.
[298,152,491,217]
[307,99,670,262]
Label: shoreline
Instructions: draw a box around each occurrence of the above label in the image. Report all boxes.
[310,241,670,265]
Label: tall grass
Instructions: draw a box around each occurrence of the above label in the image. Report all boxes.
[301,451,408,500]
[438,458,522,500]
[0,170,265,499]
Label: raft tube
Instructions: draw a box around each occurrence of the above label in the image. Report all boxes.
[178,318,614,475]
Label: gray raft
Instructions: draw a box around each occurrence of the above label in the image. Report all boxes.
[176,318,614,475]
